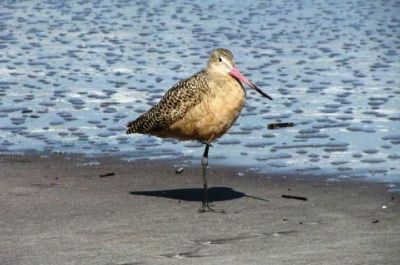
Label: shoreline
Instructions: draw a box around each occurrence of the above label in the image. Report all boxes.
[1,153,399,264]
[2,151,399,188]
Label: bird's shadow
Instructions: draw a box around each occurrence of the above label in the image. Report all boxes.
[129,186,268,203]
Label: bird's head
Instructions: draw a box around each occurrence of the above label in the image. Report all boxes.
[207,48,272,100]
[207,48,235,75]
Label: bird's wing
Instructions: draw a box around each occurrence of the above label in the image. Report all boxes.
[126,70,208,134]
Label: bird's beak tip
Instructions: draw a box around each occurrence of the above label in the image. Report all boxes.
[230,67,273,100]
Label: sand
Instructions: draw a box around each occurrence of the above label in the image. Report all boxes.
[0,154,399,265]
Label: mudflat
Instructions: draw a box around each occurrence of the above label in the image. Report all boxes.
[1,154,399,265]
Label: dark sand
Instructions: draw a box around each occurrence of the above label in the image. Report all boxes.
[1,154,399,265]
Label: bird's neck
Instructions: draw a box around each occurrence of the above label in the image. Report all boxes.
[204,68,243,94]
[206,67,230,81]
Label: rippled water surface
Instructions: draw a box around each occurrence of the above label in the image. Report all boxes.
[0,0,399,185]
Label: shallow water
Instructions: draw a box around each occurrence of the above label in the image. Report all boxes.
[0,0,399,186]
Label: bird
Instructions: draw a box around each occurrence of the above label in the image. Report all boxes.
[126,48,272,213]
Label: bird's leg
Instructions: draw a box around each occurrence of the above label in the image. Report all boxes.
[201,143,210,208]
[198,143,225,213]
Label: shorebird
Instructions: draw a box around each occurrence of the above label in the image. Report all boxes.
[126,48,272,212]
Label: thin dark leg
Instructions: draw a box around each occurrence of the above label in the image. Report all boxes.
[201,143,210,209]
[198,143,225,213]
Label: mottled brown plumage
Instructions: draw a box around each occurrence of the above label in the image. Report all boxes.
[126,48,272,212]
[126,69,209,137]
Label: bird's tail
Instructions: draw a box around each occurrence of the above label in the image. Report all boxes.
[126,107,161,135]
[126,119,141,134]
[126,113,151,135]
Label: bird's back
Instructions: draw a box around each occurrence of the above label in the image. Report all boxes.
[126,70,208,135]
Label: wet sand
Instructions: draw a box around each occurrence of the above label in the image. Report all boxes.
[0,153,399,265]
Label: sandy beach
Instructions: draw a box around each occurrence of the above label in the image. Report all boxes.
[0,153,399,265]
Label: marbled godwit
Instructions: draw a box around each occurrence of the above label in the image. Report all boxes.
[126,48,272,212]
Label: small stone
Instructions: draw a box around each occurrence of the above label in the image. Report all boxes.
[175,167,184,174]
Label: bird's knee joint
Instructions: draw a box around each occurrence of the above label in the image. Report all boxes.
[202,157,208,167]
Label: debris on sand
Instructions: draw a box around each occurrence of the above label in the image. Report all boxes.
[99,172,115,178]
[282,194,308,201]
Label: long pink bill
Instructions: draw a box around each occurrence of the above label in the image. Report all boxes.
[229,67,273,100]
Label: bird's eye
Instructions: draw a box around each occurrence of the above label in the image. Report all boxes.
[218,57,222,62]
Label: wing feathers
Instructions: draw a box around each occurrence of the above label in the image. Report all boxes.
[126,71,207,135]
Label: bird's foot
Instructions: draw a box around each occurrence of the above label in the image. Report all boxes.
[198,204,225,213]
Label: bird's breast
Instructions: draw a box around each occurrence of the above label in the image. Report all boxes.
[169,78,245,141]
